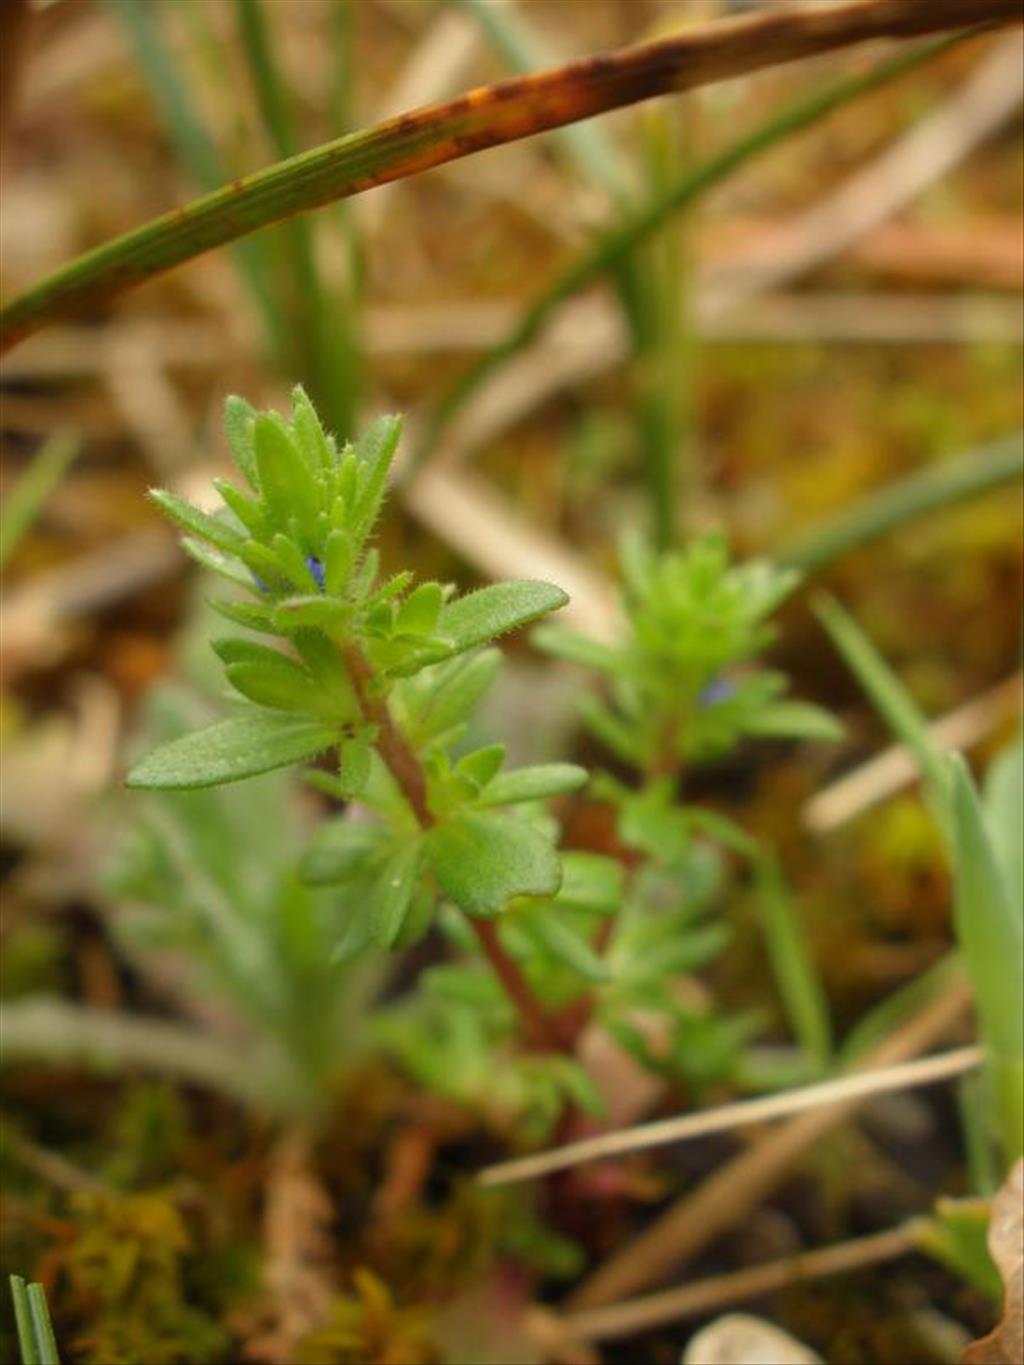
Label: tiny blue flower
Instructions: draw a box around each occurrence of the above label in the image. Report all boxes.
[306,555,325,591]
[699,677,735,706]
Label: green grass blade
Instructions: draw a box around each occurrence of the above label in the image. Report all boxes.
[0,21,983,355]
[984,729,1023,913]
[784,432,1024,573]
[412,33,962,467]
[754,852,833,1071]
[9,1277,39,1365]
[98,0,286,361]
[814,593,951,827]
[0,432,78,572]
[26,1285,59,1365]
[948,754,1024,1163]
[235,0,356,434]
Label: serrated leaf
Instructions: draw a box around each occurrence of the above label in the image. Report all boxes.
[426,810,561,917]
[224,394,258,489]
[270,532,320,592]
[213,478,266,537]
[127,712,338,790]
[350,414,402,545]
[290,384,334,475]
[436,581,569,657]
[236,539,291,594]
[253,413,320,537]
[208,596,281,634]
[743,701,843,742]
[323,527,354,595]
[182,537,252,588]
[477,763,588,807]
[150,489,246,557]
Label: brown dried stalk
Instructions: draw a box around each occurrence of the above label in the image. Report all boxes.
[1,0,1018,352]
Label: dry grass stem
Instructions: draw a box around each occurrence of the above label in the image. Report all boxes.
[479,1045,982,1187]
[566,1224,921,1343]
[804,673,1022,833]
[703,31,1024,316]
[566,979,972,1310]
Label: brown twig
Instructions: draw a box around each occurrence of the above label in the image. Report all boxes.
[1,0,1019,352]
[566,976,973,1310]
[566,1222,923,1343]
[340,641,563,1052]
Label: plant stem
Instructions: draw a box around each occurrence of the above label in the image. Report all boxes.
[340,641,563,1052]
[3,0,1015,353]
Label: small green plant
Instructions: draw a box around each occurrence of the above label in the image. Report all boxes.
[125,391,842,1138]
[128,387,590,1069]
[533,533,843,1087]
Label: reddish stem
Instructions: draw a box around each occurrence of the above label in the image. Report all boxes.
[341,641,563,1053]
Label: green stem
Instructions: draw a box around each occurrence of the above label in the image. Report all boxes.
[3,1,1011,353]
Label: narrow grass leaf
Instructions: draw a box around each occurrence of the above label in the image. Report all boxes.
[815,593,950,824]
[0,432,78,572]
[754,853,833,1070]
[948,754,1024,1162]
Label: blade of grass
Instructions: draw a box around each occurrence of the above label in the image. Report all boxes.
[101,0,286,363]
[235,0,356,434]
[754,852,833,1072]
[9,1277,39,1365]
[4,1,1013,354]
[26,1285,59,1365]
[817,595,1022,1164]
[948,754,1024,1163]
[411,31,969,468]
[7,1276,59,1365]
[783,432,1024,572]
[0,431,78,572]
[814,593,951,827]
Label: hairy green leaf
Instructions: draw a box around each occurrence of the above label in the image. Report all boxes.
[477,763,588,807]
[437,581,568,656]
[150,489,246,556]
[127,711,338,789]
[427,811,561,917]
